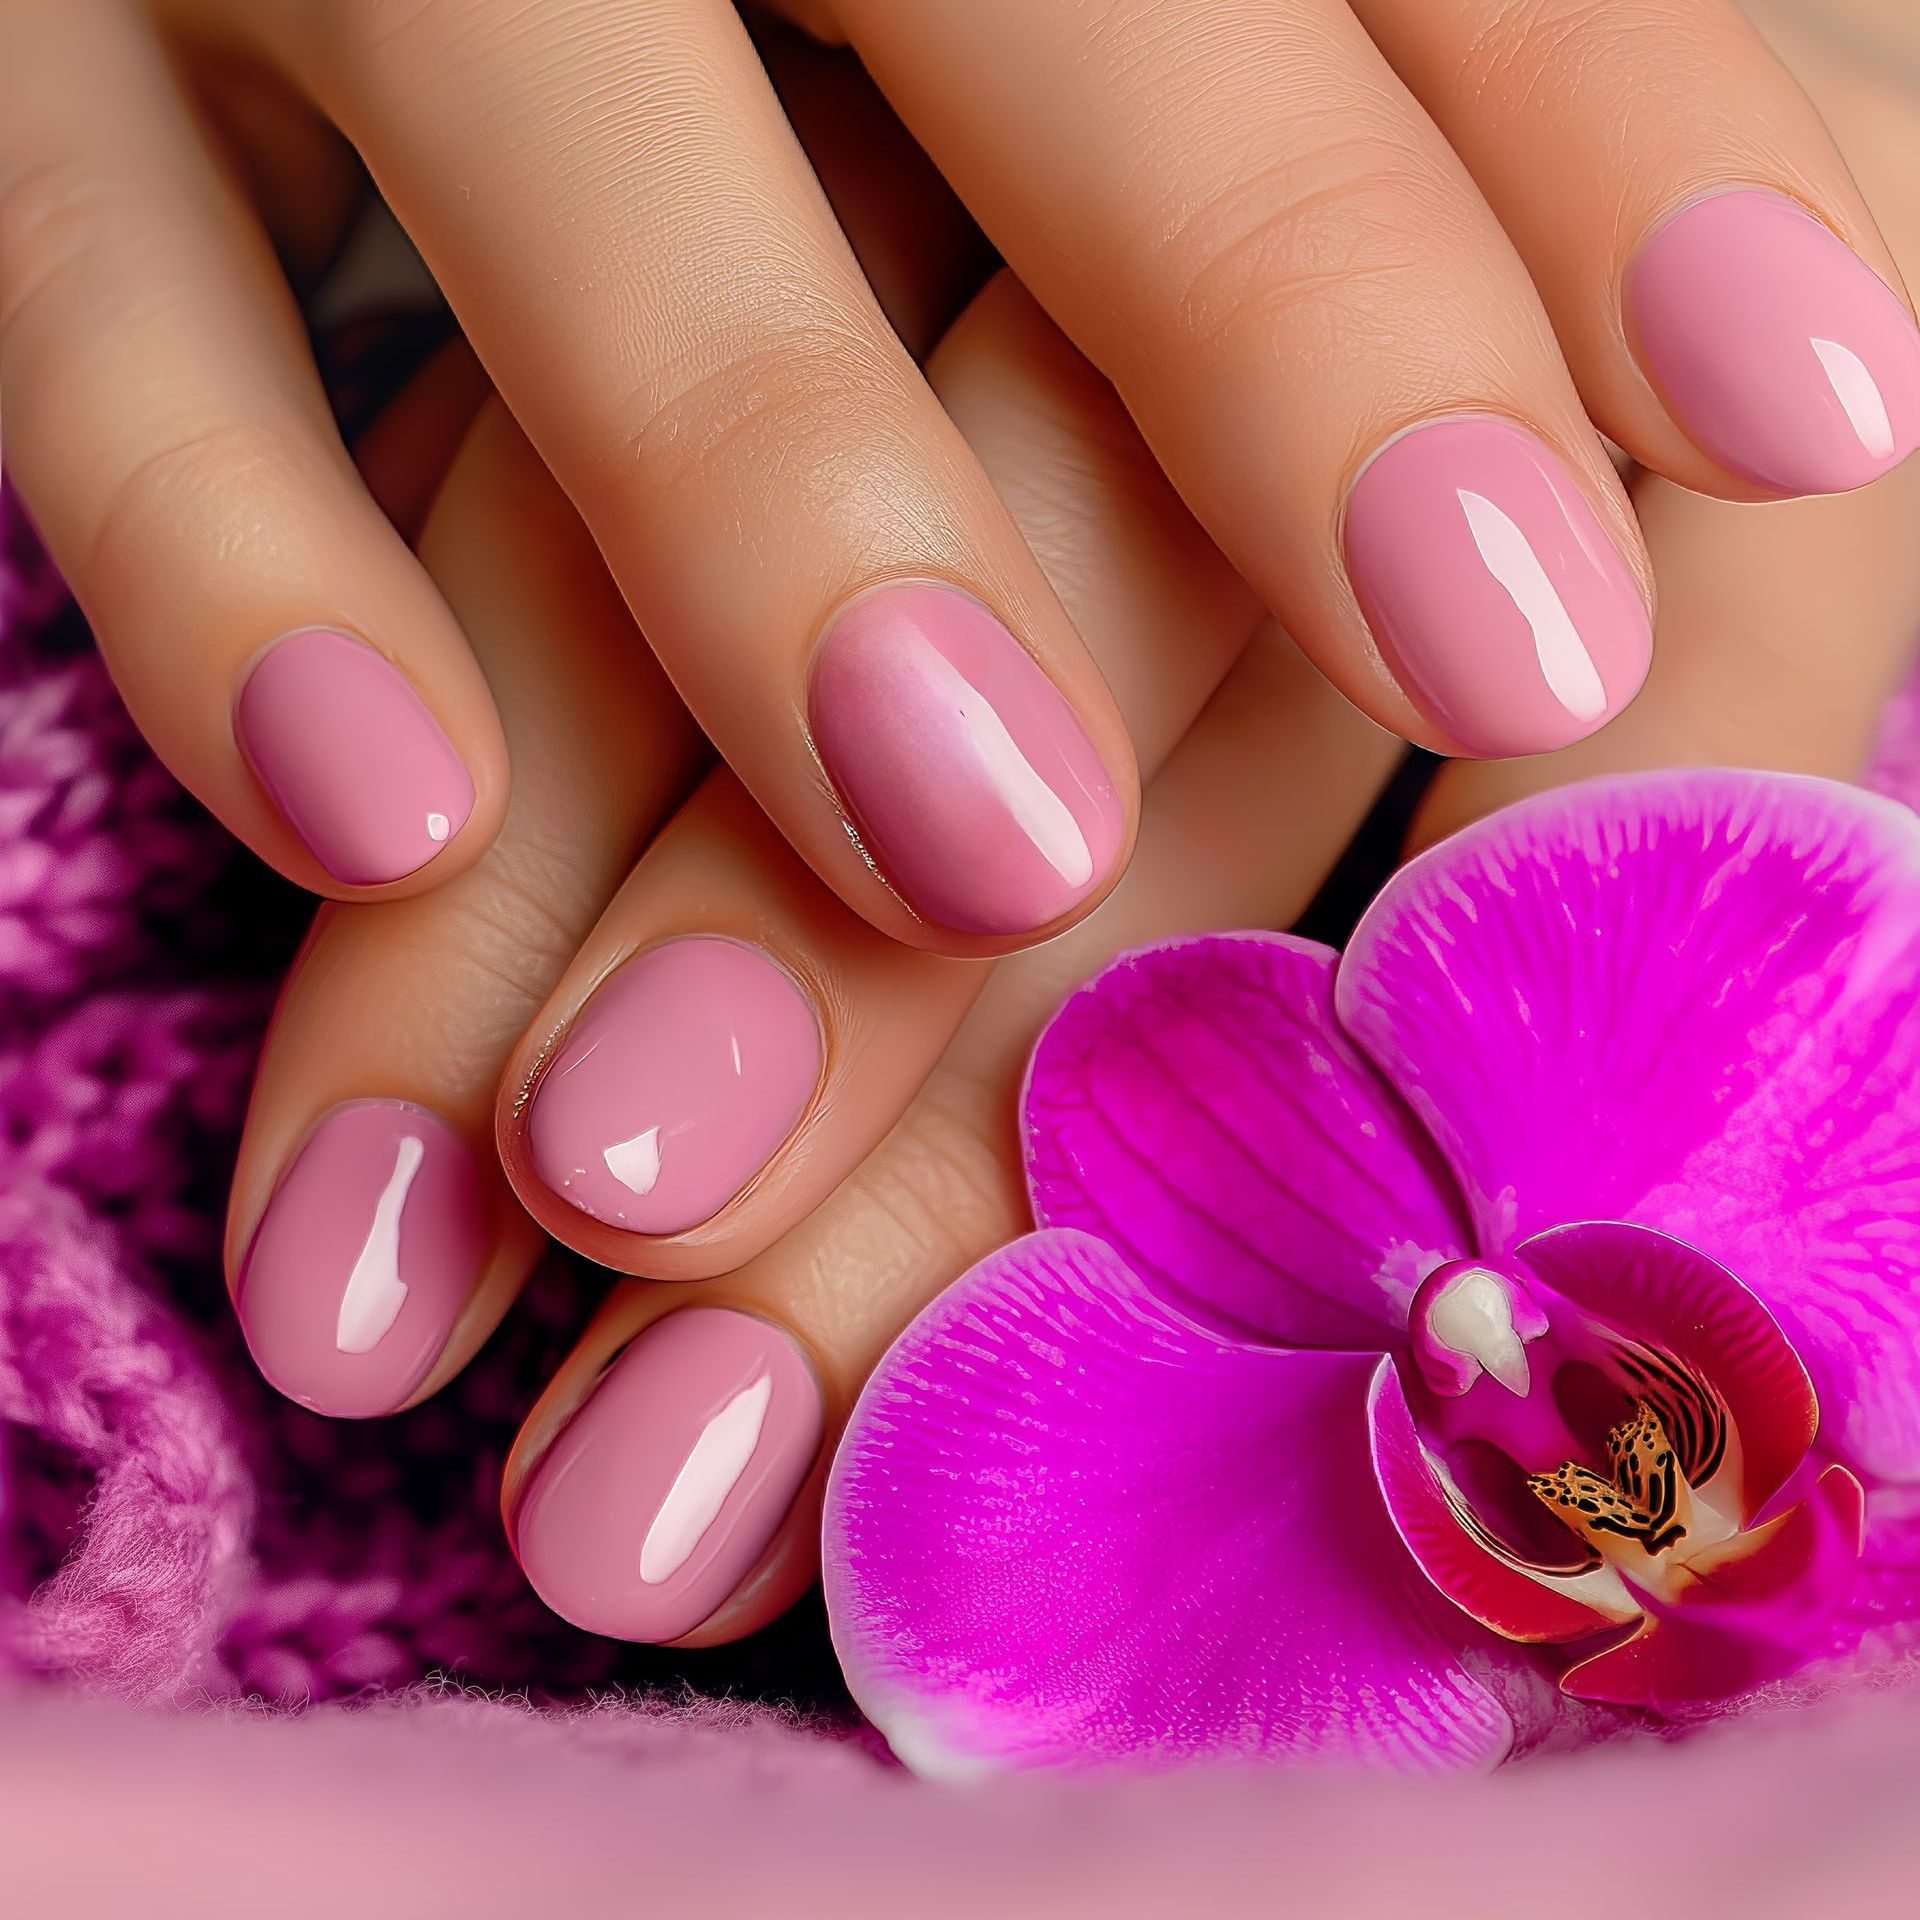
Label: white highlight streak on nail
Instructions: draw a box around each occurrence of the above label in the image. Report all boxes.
[603,1125,663,1197]
[1458,490,1609,722]
[923,650,1092,886]
[426,811,451,843]
[1813,337,1896,459]
[336,1133,425,1355]
[639,1373,774,1585]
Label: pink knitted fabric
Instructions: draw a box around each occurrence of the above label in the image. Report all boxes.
[0,479,635,1710]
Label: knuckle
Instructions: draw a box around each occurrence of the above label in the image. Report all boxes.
[0,155,114,354]
[614,300,927,530]
[1147,136,1459,359]
[82,416,311,584]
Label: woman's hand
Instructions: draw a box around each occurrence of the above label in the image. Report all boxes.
[7,1,1918,958]
[122,0,1920,1644]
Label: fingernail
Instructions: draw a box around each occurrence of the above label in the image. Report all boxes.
[237,628,475,886]
[1628,188,1920,495]
[526,937,821,1237]
[1343,416,1651,757]
[808,582,1125,936]
[237,1101,485,1418]
[513,1310,821,1642]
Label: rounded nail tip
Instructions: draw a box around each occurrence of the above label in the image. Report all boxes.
[881,807,1132,941]
[236,1319,426,1422]
[512,1546,715,1644]
[1719,428,1920,502]
[1416,644,1651,761]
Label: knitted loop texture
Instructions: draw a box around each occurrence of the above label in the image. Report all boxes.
[0,483,617,1706]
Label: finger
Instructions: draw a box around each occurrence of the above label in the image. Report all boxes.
[501,630,1399,1645]
[496,274,1260,1280]
[1415,3,1920,843]
[258,0,1138,951]
[800,0,1652,759]
[1352,0,1920,500]
[226,398,703,1416]
[0,0,507,895]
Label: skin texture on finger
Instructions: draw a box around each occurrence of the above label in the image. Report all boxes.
[1350,0,1920,500]
[227,400,704,1416]
[0,0,508,895]
[497,273,1260,1282]
[813,0,1653,758]
[251,0,1139,952]
[502,631,1399,1646]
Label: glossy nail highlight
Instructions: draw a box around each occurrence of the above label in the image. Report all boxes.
[526,937,821,1237]
[237,628,475,885]
[513,1310,822,1642]
[1344,417,1651,758]
[1628,189,1920,495]
[808,583,1125,936]
[237,1101,485,1418]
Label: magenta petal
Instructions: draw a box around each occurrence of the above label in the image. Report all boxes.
[1369,1364,1621,1646]
[1340,772,1920,1479]
[1025,934,1470,1347]
[824,1230,1514,1775]
[1562,1466,1865,1711]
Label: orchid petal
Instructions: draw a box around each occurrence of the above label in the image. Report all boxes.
[1560,1465,1865,1710]
[1369,1362,1624,1645]
[1025,934,1469,1347]
[1339,771,1920,1479]
[824,1230,1514,1774]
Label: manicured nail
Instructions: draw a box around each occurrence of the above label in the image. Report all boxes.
[237,628,475,886]
[808,583,1125,936]
[1628,188,1920,496]
[1343,417,1651,758]
[526,937,821,1237]
[237,1101,485,1418]
[513,1310,822,1642]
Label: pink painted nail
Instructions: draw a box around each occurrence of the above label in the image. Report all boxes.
[237,1102,485,1418]
[526,937,821,1237]
[1343,417,1651,758]
[513,1309,821,1642]
[1628,189,1920,496]
[236,628,475,886]
[808,583,1125,936]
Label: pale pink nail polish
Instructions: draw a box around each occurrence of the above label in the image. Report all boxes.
[236,628,475,886]
[1343,417,1651,758]
[237,1101,485,1419]
[809,583,1125,936]
[526,937,821,1237]
[1628,189,1920,496]
[512,1309,821,1642]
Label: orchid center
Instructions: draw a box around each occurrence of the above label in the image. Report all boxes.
[1374,1226,1866,1710]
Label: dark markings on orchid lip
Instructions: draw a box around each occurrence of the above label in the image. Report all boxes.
[1611,1344,1726,1489]
[1530,1401,1690,1557]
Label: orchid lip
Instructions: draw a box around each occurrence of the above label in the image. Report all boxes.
[1375,1221,1862,1709]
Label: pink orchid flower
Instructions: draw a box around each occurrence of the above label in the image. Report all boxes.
[824,771,1920,1775]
